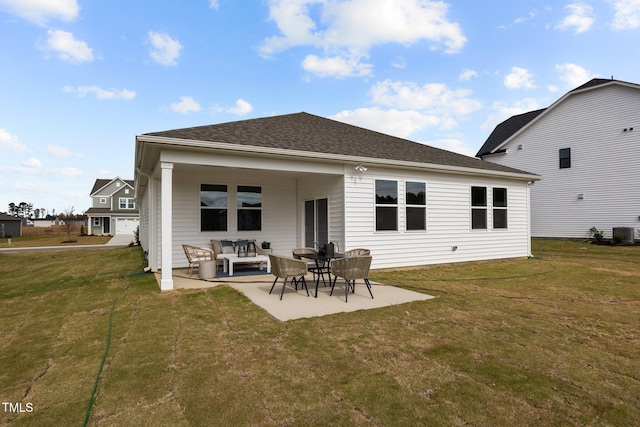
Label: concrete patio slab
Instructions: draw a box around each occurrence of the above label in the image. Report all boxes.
[160,270,435,321]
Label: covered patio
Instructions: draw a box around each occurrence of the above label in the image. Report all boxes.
[158,269,435,321]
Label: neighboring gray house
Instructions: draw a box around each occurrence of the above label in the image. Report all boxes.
[477,78,640,239]
[86,177,139,236]
[0,212,22,237]
[135,112,540,291]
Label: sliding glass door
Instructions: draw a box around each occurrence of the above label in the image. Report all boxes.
[304,198,328,248]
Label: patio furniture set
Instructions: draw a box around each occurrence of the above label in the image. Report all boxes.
[182,241,373,303]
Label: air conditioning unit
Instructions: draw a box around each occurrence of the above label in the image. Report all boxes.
[612,227,635,244]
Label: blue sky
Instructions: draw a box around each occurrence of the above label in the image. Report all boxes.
[1,0,639,216]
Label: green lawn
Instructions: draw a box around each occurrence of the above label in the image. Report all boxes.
[1,240,639,426]
[0,234,111,248]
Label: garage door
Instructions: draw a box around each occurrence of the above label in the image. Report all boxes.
[115,218,139,235]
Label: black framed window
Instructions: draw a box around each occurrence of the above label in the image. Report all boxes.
[493,187,508,229]
[471,186,487,229]
[375,180,398,231]
[406,181,426,231]
[237,185,262,231]
[559,148,571,169]
[201,184,228,231]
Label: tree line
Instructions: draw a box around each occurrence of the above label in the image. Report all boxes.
[6,203,84,219]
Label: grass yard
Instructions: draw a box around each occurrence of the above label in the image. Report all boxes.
[0,226,111,248]
[0,240,638,426]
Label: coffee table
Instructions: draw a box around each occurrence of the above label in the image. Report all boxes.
[221,254,271,276]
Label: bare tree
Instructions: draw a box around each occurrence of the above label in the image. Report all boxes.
[60,206,77,243]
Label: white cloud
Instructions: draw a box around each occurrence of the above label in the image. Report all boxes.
[554,63,598,88]
[504,67,536,90]
[64,85,136,100]
[421,138,477,157]
[556,3,595,34]
[22,157,42,168]
[226,99,253,115]
[514,10,539,25]
[260,0,466,77]
[209,0,219,9]
[610,0,640,29]
[170,96,201,114]
[0,0,79,26]
[0,128,26,151]
[481,98,541,133]
[44,29,94,63]
[302,53,372,78]
[459,69,478,82]
[370,80,482,116]
[148,31,183,66]
[332,107,446,139]
[0,165,83,178]
[46,145,81,157]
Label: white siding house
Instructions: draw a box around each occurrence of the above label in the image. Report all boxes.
[135,112,539,291]
[477,78,640,240]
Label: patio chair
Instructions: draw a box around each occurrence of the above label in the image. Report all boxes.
[344,248,370,256]
[330,255,373,303]
[182,244,215,277]
[269,254,309,300]
[292,247,329,286]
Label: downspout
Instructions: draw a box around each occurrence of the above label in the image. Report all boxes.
[527,180,535,257]
[136,167,153,272]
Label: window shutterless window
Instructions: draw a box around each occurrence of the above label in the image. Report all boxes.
[559,148,571,169]
[471,186,487,229]
[406,181,426,231]
[375,180,398,231]
[237,186,262,231]
[493,187,508,229]
[200,184,228,231]
[119,198,135,209]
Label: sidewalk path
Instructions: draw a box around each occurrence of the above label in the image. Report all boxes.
[0,234,134,253]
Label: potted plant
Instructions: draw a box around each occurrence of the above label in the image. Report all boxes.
[260,241,272,254]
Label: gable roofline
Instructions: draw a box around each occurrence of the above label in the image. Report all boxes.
[476,78,640,157]
[90,177,135,196]
[136,112,539,182]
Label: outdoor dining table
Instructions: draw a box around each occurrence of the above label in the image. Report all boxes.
[297,252,345,298]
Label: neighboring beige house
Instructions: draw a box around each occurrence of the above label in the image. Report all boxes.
[86,177,139,236]
[135,112,540,291]
[477,78,640,240]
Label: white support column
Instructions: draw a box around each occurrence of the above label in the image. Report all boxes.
[160,162,174,291]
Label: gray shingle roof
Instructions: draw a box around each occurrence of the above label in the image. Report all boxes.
[476,109,546,157]
[90,178,134,195]
[0,212,21,221]
[144,112,534,176]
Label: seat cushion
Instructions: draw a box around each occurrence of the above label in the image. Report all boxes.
[221,240,235,254]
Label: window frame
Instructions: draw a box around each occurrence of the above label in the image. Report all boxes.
[471,186,487,230]
[375,179,398,232]
[200,184,228,232]
[492,187,508,230]
[237,185,262,232]
[559,147,571,169]
[405,181,426,231]
[119,198,135,209]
